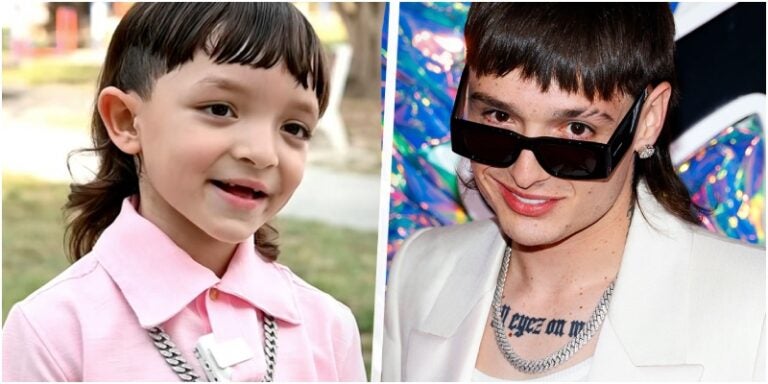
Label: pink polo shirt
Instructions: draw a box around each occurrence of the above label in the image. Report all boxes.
[2,198,367,381]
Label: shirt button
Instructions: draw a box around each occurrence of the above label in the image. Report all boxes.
[209,288,219,301]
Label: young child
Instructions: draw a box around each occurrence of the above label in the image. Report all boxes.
[3,3,366,381]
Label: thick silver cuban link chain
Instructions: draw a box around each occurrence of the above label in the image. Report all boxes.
[491,246,615,375]
[261,314,278,382]
[148,327,201,382]
[148,314,278,382]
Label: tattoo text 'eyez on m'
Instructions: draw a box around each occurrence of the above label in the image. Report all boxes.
[499,304,585,338]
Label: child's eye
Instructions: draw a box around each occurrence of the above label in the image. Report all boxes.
[565,122,595,139]
[282,122,312,140]
[203,103,236,118]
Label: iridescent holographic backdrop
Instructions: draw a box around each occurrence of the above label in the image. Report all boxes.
[387,2,470,262]
[386,2,765,266]
[677,115,765,244]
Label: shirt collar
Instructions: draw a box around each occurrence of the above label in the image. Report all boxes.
[96,197,302,328]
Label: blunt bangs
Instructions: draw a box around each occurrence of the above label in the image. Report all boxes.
[109,2,328,113]
[464,3,675,101]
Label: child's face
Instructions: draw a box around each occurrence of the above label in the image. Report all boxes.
[466,69,641,248]
[132,52,318,245]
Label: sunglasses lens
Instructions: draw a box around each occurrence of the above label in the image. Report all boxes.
[452,119,519,167]
[452,119,609,178]
[536,143,604,179]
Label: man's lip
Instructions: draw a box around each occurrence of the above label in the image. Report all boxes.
[498,183,562,201]
[497,181,563,217]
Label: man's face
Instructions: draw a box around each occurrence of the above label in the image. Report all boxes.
[465,69,641,247]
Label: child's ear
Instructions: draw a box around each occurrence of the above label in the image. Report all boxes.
[97,86,143,155]
[634,81,672,151]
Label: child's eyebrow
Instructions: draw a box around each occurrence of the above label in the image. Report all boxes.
[291,99,319,118]
[194,75,319,117]
[194,76,249,95]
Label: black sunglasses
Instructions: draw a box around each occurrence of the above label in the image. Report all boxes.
[450,68,647,180]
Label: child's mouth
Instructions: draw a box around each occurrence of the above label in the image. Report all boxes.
[211,180,268,200]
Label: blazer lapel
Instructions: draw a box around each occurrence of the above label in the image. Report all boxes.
[590,318,703,380]
[406,220,507,381]
[589,183,704,380]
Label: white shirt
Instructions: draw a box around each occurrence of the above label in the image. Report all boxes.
[472,358,593,382]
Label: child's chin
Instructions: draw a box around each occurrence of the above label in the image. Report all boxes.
[206,225,261,244]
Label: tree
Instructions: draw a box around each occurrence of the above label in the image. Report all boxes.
[334,3,385,100]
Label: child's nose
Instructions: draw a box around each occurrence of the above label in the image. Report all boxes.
[233,125,279,168]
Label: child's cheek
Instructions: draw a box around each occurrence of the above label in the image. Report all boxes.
[273,145,308,211]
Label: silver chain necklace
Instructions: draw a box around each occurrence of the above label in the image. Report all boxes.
[148,314,278,381]
[491,246,615,375]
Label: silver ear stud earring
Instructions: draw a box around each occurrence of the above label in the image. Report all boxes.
[638,144,656,159]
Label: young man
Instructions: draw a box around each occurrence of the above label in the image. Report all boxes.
[382,4,765,381]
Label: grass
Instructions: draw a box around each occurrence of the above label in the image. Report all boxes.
[2,28,9,51]
[2,176,71,316]
[2,175,377,375]
[3,57,101,86]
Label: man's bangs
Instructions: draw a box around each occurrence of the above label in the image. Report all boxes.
[465,4,673,102]
[468,38,638,102]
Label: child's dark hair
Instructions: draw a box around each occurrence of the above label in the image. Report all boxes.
[65,3,329,262]
[463,3,700,224]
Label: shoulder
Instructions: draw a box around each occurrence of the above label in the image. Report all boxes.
[639,199,764,316]
[393,219,500,276]
[386,219,503,321]
[270,262,364,378]
[636,182,764,297]
[11,252,117,323]
[687,226,764,304]
[689,225,764,269]
[272,263,358,333]
[3,252,118,381]
[685,228,765,378]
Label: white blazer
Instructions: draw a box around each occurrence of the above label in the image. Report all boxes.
[382,183,765,381]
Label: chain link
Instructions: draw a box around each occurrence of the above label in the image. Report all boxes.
[491,246,615,375]
[262,314,278,382]
[148,327,202,382]
[148,314,278,381]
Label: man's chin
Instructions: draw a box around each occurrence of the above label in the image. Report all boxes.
[498,221,572,251]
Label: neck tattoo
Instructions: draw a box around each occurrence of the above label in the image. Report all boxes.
[495,307,586,339]
[491,246,615,375]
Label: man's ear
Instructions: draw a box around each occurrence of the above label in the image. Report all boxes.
[97,86,142,155]
[634,81,672,151]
